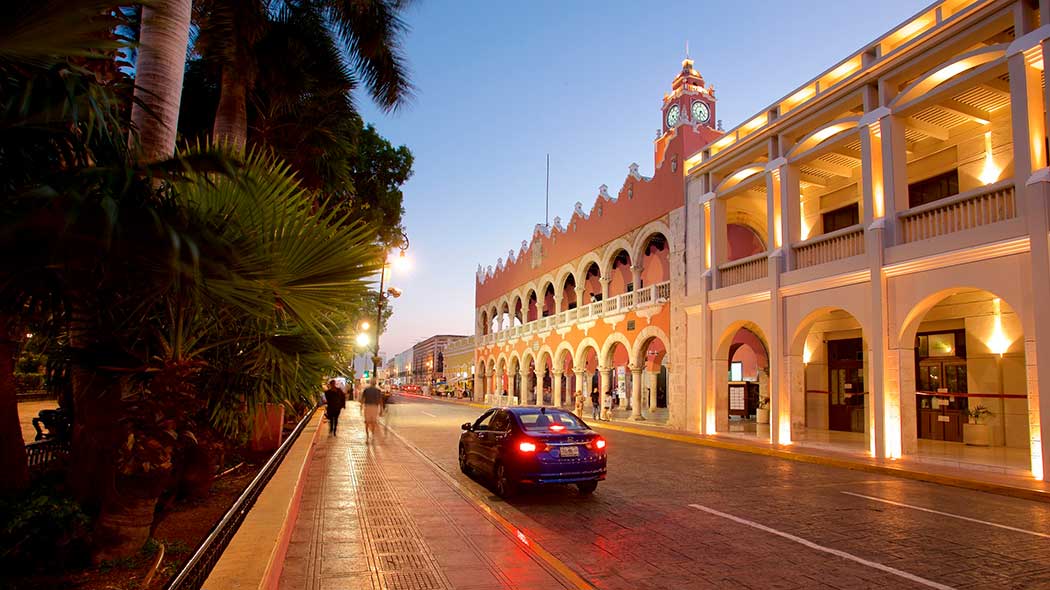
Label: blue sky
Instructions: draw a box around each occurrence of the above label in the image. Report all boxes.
[360,0,925,356]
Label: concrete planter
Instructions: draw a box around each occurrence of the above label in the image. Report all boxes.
[250,403,285,452]
[963,422,991,446]
[756,407,770,424]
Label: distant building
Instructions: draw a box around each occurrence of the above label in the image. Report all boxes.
[442,337,475,391]
[391,348,414,385]
[412,335,467,387]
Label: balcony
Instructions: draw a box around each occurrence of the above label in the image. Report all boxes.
[793,224,865,269]
[898,180,1016,244]
[480,280,671,346]
[718,252,769,288]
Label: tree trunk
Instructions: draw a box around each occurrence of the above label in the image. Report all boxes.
[130,0,193,162]
[92,479,167,563]
[212,65,249,151]
[67,366,123,512]
[0,320,29,495]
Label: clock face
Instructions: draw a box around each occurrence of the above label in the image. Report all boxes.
[692,100,710,124]
[665,104,681,128]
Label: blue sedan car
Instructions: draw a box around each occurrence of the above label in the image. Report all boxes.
[459,407,607,497]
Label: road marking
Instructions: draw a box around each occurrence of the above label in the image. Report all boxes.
[421,411,437,418]
[841,491,1050,538]
[687,503,954,590]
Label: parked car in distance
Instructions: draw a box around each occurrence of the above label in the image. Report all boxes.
[458,407,607,497]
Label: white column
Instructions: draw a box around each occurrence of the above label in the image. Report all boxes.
[553,371,564,407]
[574,286,585,310]
[710,197,727,288]
[648,370,659,412]
[599,367,611,397]
[600,277,611,301]
[631,264,644,291]
[630,366,644,420]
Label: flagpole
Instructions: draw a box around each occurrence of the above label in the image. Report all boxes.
[545,153,550,227]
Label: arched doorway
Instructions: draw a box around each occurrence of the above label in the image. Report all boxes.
[582,262,602,304]
[576,341,600,419]
[561,274,577,311]
[553,344,574,407]
[790,308,868,454]
[607,249,633,297]
[638,233,670,287]
[715,323,770,440]
[601,335,631,419]
[634,328,670,423]
[900,289,1030,474]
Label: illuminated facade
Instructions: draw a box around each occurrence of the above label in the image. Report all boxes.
[468,0,1050,481]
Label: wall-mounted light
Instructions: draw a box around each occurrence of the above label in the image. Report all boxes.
[986,297,1012,357]
[978,131,1002,185]
[803,343,812,365]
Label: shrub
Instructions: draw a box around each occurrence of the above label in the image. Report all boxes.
[0,486,92,572]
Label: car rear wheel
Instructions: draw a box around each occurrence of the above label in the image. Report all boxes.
[576,481,598,495]
[458,445,472,475]
[495,463,516,498]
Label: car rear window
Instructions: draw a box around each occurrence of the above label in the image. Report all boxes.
[515,409,587,432]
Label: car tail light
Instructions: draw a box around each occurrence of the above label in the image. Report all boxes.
[518,441,537,452]
[549,424,566,432]
[593,437,607,450]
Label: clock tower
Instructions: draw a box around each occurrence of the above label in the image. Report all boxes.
[662,56,716,133]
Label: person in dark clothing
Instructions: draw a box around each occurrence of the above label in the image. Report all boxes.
[361,382,384,442]
[324,379,346,436]
[590,387,600,420]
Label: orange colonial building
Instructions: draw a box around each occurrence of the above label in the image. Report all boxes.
[465,0,1050,482]
[470,58,720,423]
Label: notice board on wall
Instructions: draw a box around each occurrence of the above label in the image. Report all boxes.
[729,385,746,411]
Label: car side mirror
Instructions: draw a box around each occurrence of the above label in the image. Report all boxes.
[461,422,472,431]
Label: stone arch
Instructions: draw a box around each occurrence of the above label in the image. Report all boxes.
[553,341,575,370]
[575,250,604,284]
[600,332,632,368]
[601,237,635,275]
[631,325,671,368]
[715,320,770,360]
[890,44,1007,111]
[898,286,1027,347]
[554,264,576,296]
[631,220,672,263]
[574,337,601,368]
[714,164,765,195]
[785,117,861,161]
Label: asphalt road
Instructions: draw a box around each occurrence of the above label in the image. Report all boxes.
[379,394,1050,590]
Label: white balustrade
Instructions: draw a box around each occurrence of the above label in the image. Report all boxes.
[898,181,1015,243]
[793,224,865,269]
[718,252,768,288]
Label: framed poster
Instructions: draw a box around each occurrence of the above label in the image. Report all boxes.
[729,385,746,411]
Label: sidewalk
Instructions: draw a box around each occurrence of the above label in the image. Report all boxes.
[398,392,1050,504]
[278,405,579,590]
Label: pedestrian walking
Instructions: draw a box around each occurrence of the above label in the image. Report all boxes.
[361,381,384,443]
[601,389,613,421]
[590,387,600,420]
[323,379,346,436]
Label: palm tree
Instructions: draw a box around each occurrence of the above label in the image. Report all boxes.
[131,0,193,161]
[196,0,415,149]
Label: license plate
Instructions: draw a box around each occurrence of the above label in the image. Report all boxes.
[558,445,579,458]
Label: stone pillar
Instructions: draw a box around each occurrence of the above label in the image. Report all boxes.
[648,370,659,412]
[599,367,611,397]
[710,196,727,288]
[630,366,644,420]
[631,264,644,291]
[1024,172,1050,480]
[600,277,611,301]
[553,371,563,407]
[574,286,585,310]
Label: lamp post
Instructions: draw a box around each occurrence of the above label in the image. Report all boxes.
[371,247,407,384]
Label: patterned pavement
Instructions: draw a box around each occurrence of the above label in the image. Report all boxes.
[278,404,573,590]
[381,396,1050,590]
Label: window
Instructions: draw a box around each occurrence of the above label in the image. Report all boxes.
[729,362,743,382]
[489,411,511,432]
[822,203,859,234]
[516,409,587,431]
[908,169,959,208]
[917,331,964,359]
[473,410,497,430]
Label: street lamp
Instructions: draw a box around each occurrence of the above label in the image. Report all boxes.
[371,243,408,384]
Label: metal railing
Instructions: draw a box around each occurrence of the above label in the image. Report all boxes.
[793,223,865,269]
[898,180,1016,243]
[718,252,769,287]
[25,438,70,473]
[164,406,319,590]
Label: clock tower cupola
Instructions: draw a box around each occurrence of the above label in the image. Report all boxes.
[661,56,716,133]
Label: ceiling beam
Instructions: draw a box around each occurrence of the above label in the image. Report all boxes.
[803,158,855,177]
[798,172,829,188]
[830,146,863,160]
[938,99,992,125]
[980,78,1011,96]
[904,116,950,141]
